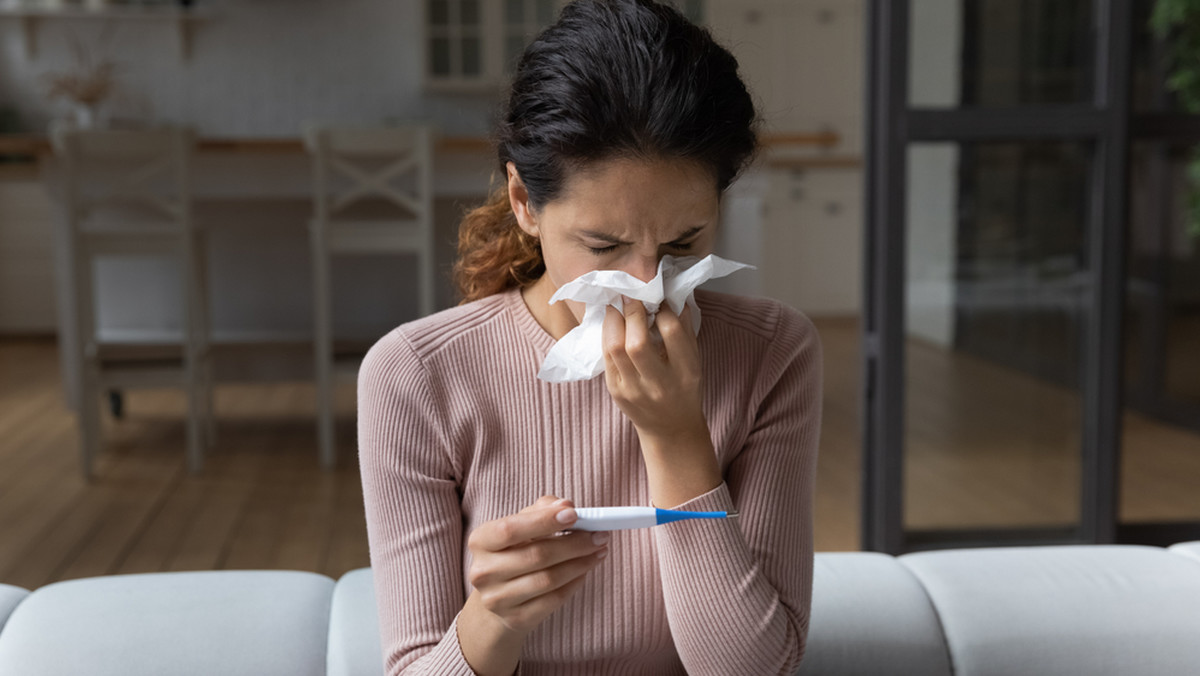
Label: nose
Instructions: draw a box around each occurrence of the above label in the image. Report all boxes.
[626,255,659,284]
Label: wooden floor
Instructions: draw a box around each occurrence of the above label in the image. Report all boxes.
[0,341,369,591]
[2,319,1199,589]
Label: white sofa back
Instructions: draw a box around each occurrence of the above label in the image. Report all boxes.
[1,542,1199,675]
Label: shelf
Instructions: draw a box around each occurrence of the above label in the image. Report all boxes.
[0,5,208,60]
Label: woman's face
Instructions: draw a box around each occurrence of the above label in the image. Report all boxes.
[509,156,721,324]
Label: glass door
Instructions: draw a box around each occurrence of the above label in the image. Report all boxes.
[863,0,1130,552]
[1119,0,1200,540]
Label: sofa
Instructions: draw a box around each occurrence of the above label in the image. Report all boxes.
[2,541,1199,675]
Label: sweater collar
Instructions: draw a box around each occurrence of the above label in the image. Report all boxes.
[504,286,557,355]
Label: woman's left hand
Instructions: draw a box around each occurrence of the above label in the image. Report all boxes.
[604,299,722,507]
[602,299,707,443]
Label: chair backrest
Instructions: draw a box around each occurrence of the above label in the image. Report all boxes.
[303,124,434,226]
[52,127,194,232]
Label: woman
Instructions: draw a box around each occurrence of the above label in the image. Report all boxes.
[358,1,822,674]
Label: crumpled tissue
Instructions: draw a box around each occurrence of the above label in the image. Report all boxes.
[537,254,753,382]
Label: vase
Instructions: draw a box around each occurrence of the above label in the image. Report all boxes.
[73,104,97,129]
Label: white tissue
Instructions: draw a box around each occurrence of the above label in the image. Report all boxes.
[537,254,753,382]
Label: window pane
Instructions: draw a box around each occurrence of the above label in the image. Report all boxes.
[429,0,450,26]
[1122,141,1200,523]
[462,36,482,76]
[461,0,480,26]
[904,141,1091,531]
[506,0,525,26]
[430,36,452,76]
[909,0,1094,107]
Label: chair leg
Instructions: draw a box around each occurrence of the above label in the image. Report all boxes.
[316,360,336,470]
[190,228,217,450]
[185,381,204,474]
[203,357,217,449]
[107,390,125,419]
[313,245,336,470]
[78,371,102,481]
[182,235,206,474]
[182,333,205,474]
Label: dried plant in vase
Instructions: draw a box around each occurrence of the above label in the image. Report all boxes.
[41,30,121,129]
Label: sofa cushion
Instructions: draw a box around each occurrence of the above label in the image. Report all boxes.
[0,584,28,635]
[797,552,953,676]
[901,545,1200,676]
[328,568,384,676]
[1168,540,1200,566]
[0,570,334,676]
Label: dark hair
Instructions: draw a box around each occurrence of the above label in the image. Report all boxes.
[454,0,759,302]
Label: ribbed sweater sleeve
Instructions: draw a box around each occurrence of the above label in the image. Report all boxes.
[357,330,476,676]
[654,304,823,675]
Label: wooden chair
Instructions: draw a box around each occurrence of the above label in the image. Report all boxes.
[53,127,214,478]
[304,124,436,468]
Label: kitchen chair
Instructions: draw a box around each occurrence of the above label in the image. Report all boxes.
[304,124,435,468]
[53,126,214,478]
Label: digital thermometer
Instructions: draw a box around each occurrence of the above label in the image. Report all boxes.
[571,506,738,531]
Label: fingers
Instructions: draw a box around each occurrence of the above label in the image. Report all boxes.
[497,539,609,607]
[654,304,700,371]
[603,304,633,384]
[519,495,566,515]
[466,497,611,636]
[469,530,609,601]
[488,561,598,633]
[604,299,671,379]
[470,498,577,552]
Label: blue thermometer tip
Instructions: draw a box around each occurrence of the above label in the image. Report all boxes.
[654,508,739,526]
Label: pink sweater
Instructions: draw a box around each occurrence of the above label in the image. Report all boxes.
[358,288,822,675]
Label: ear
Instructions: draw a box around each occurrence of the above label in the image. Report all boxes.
[507,162,540,239]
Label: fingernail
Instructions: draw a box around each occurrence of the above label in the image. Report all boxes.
[592,532,610,546]
[596,549,609,560]
[555,508,577,524]
[553,498,571,508]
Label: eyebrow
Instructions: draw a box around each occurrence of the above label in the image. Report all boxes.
[580,225,706,245]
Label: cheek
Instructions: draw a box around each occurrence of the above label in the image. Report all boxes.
[540,245,594,289]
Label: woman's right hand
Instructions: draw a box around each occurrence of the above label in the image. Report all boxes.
[465,495,609,637]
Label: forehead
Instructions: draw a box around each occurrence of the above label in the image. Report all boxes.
[547,157,719,234]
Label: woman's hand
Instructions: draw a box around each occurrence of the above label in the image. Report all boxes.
[602,300,707,441]
[463,496,609,638]
[603,300,722,507]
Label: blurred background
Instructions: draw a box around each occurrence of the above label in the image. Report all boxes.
[0,0,1196,590]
